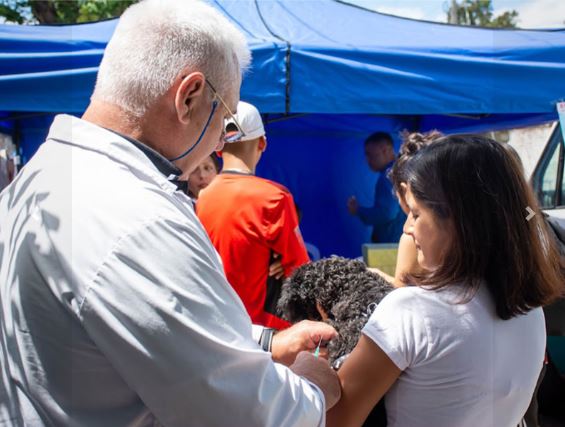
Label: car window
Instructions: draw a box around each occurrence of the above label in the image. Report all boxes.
[533,124,564,209]
[540,141,560,208]
[561,141,565,207]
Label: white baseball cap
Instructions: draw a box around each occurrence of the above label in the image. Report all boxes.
[225,101,265,142]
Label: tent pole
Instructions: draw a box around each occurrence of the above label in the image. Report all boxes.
[285,42,291,115]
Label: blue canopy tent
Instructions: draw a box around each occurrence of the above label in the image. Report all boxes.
[1,0,564,257]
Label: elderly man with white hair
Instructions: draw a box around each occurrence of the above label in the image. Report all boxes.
[0,1,340,426]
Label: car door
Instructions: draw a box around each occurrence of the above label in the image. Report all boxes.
[531,123,565,227]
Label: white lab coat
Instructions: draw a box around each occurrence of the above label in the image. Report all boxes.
[0,115,325,427]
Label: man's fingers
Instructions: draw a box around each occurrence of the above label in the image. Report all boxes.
[305,321,338,342]
[269,260,284,277]
[316,347,330,360]
[290,352,341,410]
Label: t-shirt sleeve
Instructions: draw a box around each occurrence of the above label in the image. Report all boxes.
[265,191,309,276]
[362,288,430,371]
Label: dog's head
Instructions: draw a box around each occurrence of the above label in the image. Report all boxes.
[277,256,393,363]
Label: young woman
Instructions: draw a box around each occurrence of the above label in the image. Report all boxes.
[182,153,220,201]
[370,130,442,287]
[328,135,563,427]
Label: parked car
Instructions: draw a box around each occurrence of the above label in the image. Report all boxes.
[531,122,565,227]
[531,122,565,424]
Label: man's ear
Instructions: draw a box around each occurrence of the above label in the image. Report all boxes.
[175,72,206,125]
[258,136,267,152]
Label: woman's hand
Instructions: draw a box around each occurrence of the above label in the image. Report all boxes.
[269,253,285,280]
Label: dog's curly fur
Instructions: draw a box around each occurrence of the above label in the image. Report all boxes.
[277,256,394,363]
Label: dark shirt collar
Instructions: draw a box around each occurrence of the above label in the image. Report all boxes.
[106,128,187,192]
[221,169,254,176]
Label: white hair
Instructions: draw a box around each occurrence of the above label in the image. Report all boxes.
[91,0,250,117]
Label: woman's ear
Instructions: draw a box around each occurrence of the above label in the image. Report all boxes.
[174,72,206,125]
[398,183,409,214]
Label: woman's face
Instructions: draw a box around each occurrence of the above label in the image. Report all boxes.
[188,156,218,198]
[396,183,409,215]
[403,185,452,271]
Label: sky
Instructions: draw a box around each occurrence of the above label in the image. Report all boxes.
[346,0,565,29]
[1,1,563,28]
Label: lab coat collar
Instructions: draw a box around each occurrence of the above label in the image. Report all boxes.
[47,114,182,193]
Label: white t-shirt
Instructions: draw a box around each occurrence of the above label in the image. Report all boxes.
[363,284,545,427]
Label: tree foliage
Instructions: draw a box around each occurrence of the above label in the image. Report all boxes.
[0,0,138,24]
[447,0,518,28]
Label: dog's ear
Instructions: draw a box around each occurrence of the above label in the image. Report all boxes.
[331,299,354,321]
[276,279,319,323]
[276,282,294,320]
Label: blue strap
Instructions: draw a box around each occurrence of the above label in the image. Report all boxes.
[168,100,218,162]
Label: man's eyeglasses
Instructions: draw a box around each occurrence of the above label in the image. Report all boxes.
[206,80,246,144]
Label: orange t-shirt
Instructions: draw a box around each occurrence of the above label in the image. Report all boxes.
[197,173,309,330]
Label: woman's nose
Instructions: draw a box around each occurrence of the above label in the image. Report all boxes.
[403,215,413,235]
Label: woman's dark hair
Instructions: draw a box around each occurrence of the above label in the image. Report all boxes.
[388,130,443,197]
[209,152,221,172]
[404,134,564,320]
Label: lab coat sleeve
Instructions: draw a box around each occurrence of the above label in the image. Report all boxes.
[78,214,325,427]
[251,324,265,342]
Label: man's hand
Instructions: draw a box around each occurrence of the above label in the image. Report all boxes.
[347,196,358,215]
[269,253,285,280]
[289,351,342,410]
[271,320,338,366]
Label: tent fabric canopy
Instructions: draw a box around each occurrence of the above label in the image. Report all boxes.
[1,0,564,258]
[1,0,564,115]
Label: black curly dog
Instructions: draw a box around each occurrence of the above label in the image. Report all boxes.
[278,256,393,364]
[277,256,394,426]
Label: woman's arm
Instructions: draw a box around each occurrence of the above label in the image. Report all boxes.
[367,267,395,284]
[326,335,402,427]
[367,233,420,288]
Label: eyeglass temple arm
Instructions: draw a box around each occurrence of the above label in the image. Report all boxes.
[205,80,246,137]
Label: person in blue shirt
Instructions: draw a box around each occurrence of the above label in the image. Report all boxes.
[347,131,406,243]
